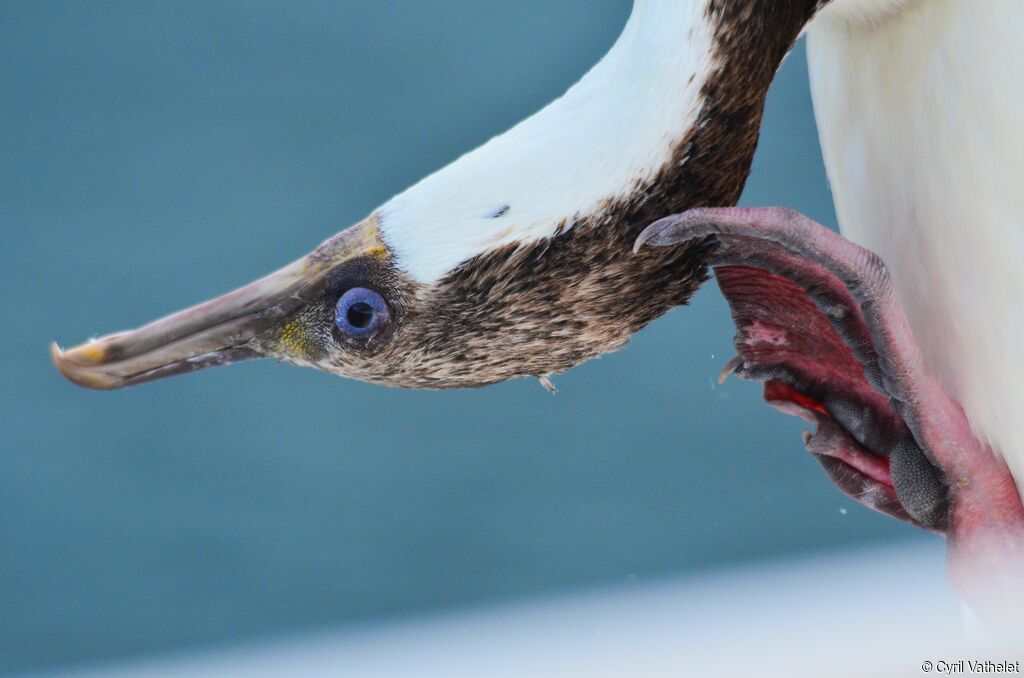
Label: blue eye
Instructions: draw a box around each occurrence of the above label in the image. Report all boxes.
[334,287,389,337]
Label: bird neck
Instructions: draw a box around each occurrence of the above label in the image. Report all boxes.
[380,0,822,283]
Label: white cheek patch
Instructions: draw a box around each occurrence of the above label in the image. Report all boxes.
[377,1,715,283]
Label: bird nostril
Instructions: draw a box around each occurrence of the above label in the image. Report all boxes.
[347,302,374,329]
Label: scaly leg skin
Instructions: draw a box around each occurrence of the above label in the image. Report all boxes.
[635,206,1024,627]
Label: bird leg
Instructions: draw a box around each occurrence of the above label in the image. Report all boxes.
[635,206,1024,620]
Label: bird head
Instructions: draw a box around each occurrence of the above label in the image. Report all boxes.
[51,210,706,391]
[51,0,820,392]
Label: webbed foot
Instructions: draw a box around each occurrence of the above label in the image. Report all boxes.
[637,207,1024,619]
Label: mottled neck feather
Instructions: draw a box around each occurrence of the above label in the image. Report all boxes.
[380,0,824,285]
[366,1,824,389]
[639,0,827,219]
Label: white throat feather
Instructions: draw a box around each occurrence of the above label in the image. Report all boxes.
[379,1,715,283]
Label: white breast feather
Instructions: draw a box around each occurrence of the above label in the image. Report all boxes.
[378,1,712,283]
[808,0,1024,497]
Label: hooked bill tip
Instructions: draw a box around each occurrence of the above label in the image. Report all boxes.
[54,339,108,366]
[50,341,123,390]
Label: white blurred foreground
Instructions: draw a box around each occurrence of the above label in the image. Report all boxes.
[51,539,1022,678]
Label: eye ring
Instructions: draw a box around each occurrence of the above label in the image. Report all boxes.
[335,287,390,337]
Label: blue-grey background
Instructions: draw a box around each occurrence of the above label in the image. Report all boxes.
[1,2,923,674]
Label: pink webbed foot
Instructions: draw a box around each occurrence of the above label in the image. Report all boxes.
[636,207,1024,613]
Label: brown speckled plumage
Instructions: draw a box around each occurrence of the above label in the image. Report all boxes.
[326,0,824,388]
[52,1,833,392]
